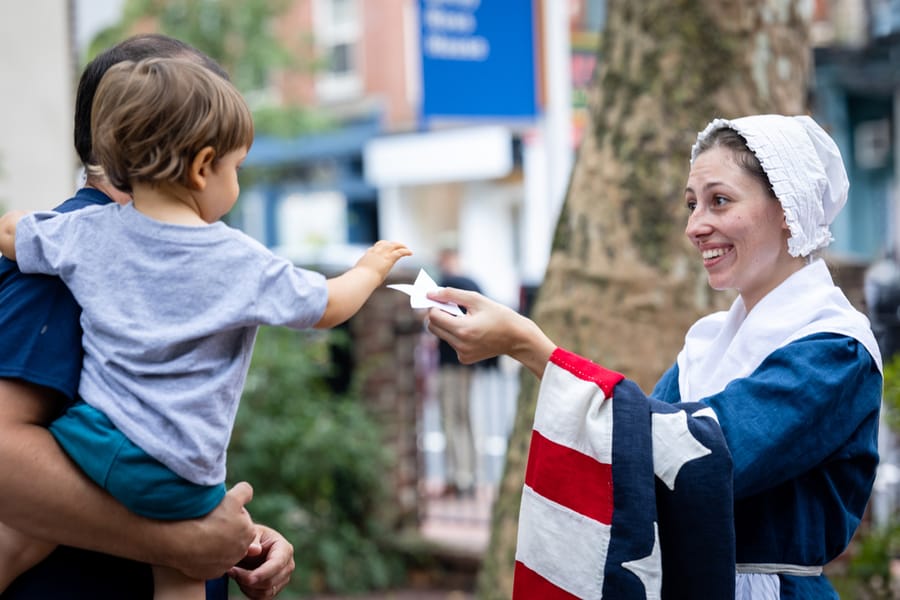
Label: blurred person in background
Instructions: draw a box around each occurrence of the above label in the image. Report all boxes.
[0,35,294,600]
[435,235,497,498]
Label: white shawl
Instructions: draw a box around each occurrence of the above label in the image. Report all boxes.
[677,259,882,403]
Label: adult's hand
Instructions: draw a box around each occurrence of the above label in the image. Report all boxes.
[229,524,295,599]
[174,482,258,580]
[426,287,556,379]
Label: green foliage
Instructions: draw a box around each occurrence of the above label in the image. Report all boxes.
[852,522,900,597]
[832,521,900,599]
[106,0,297,92]
[883,354,900,433]
[252,105,336,139]
[227,326,408,595]
[85,23,129,65]
[84,0,337,142]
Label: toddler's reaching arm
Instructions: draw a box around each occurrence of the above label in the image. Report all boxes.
[316,240,412,329]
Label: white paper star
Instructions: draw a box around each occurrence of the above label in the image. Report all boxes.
[386,268,464,316]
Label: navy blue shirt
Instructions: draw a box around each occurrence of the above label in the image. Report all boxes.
[0,190,103,397]
[0,188,228,599]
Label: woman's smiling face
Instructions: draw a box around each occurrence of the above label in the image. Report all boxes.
[684,145,803,312]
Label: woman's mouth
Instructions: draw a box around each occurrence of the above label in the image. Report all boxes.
[701,246,733,265]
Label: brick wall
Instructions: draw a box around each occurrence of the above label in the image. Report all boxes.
[348,269,424,528]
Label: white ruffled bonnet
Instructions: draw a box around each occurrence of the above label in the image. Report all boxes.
[690,114,849,258]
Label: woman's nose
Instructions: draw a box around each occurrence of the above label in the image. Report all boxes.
[685,207,712,240]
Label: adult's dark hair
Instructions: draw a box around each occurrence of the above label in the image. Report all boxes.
[693,127,776,199]
[74,34,228,167]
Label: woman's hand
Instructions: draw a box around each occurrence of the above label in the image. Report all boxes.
[229,524,295,599]
[426,287,556,379]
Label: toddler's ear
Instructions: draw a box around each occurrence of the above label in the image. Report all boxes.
[188,146,216,191]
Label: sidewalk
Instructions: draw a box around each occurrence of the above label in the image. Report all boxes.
[303,487,490,599]
[419,481,493,556]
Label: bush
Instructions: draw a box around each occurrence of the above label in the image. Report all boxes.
[227,326,407,595]
[830,354,900,598]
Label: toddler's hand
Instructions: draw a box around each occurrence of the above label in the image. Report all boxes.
[356,240,412,281]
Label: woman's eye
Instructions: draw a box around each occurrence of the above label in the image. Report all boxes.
[685,199,697,212]
[713,195,728,206]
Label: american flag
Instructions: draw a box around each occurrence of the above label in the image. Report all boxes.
[513,348,735,599]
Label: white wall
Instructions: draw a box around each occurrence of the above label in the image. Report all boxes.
[460,182,520,308]
[0,2,76,212]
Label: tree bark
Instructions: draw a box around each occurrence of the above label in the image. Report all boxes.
[476,0,812,596]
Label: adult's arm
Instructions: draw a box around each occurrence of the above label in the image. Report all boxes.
[0,378,257,580]
[696,334,881,499]
[652,334,881,500]
[426,287,556,378]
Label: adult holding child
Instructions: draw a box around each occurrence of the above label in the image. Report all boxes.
[426,114,883,599]
[0,53,410,599]
[0,35,296,600]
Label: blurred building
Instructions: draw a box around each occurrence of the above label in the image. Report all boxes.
[2,1,895,299]
[236,0,603,310]
[0,0,599,308]
[812,0,899,263]
[243,0,899,305]
[0,1,76,214]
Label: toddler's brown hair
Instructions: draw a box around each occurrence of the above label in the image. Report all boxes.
[90,57,254,193]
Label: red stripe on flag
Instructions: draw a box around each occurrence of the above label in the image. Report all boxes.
[525,429,613,525]
[514,560,582,600]
[551,347,624,398]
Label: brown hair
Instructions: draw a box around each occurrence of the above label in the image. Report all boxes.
[90,57,254,192]
[75,34,229,167]
[694,127,775,199]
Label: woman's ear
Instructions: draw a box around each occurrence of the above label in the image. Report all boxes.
[188,146,216,191]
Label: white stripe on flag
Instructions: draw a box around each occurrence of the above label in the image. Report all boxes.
[534,361,614,465]
[516,484,611,600]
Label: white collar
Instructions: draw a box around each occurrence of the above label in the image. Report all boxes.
[677,259,882,403]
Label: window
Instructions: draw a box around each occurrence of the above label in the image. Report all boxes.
[314,0,362,101]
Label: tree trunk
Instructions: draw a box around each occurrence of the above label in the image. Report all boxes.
[476,0,812,596]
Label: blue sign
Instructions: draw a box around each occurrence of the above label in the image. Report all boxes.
[419,0,539,121]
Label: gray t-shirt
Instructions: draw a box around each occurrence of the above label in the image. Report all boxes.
[15,202,328,485]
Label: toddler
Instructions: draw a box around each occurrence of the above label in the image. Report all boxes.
[0,57,410,599]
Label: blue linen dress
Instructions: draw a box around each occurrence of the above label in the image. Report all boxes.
[653,332,882,599]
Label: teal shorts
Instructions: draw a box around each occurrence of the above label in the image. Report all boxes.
[49,402,225,520]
